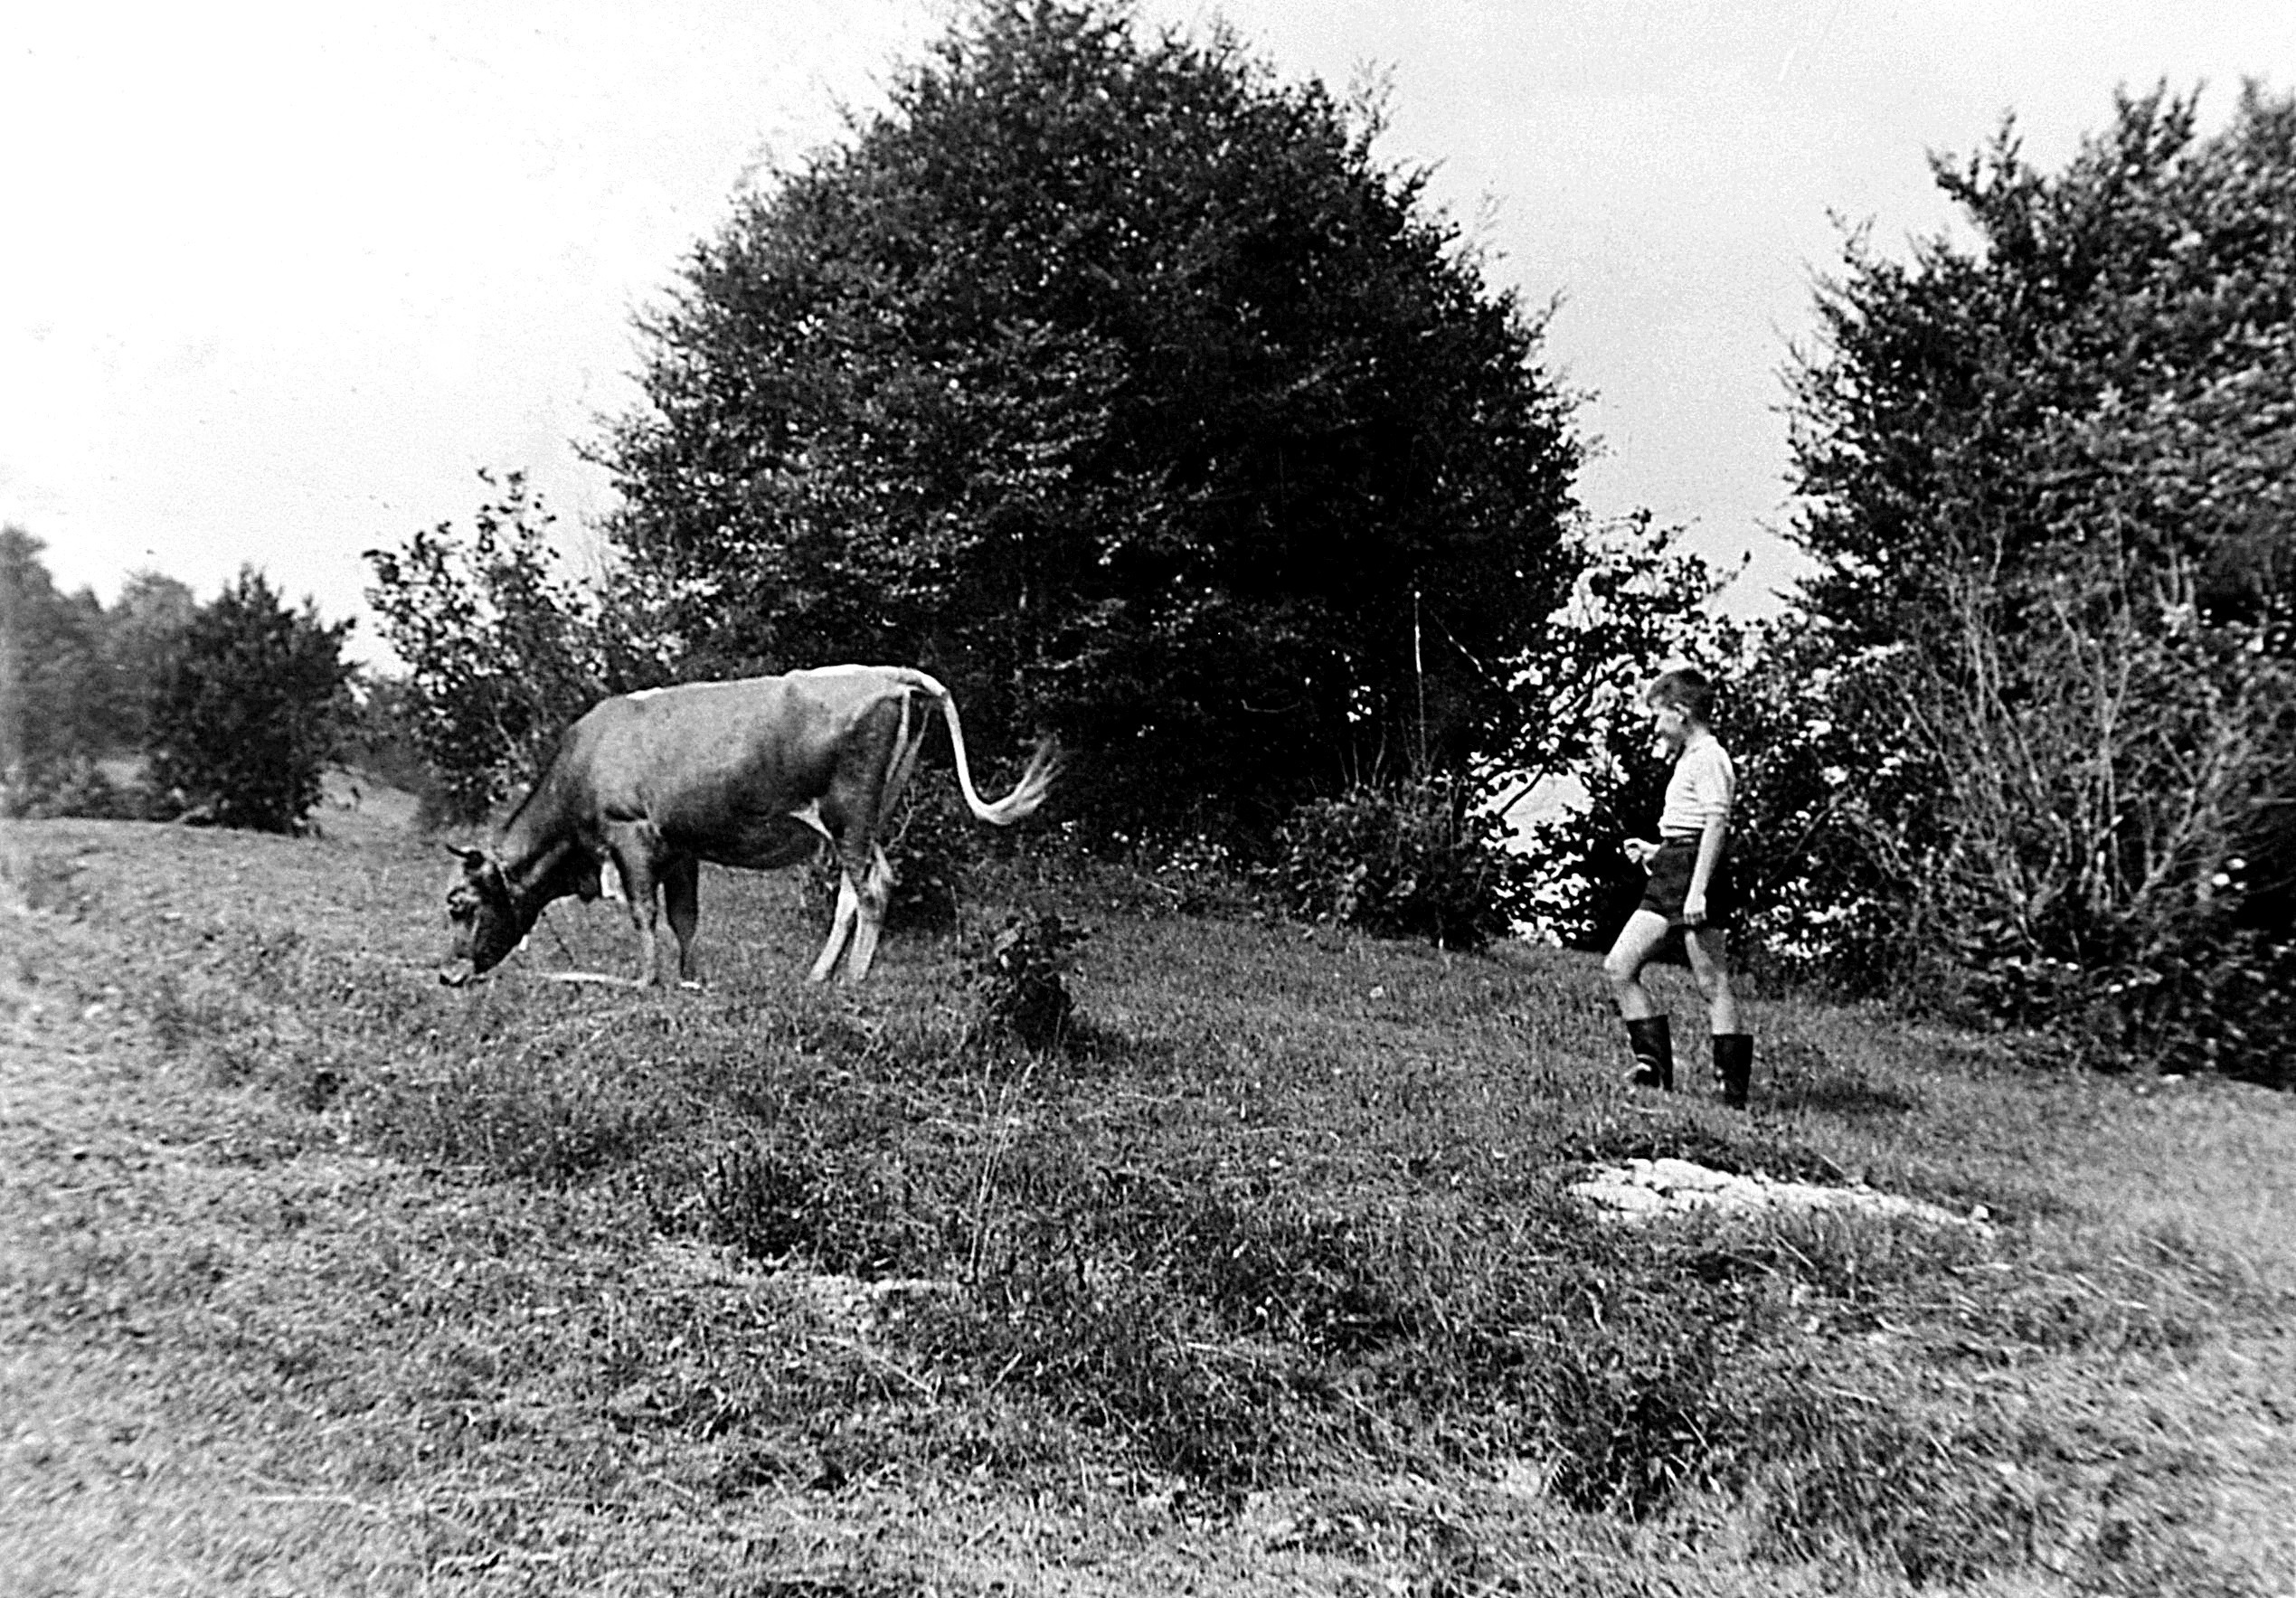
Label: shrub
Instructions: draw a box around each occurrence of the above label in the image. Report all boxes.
[1773,89,2296,1078]
[0,757,165,822]
[146,567,355,835]
[1140,832,1262,918]
[964,909,1088,1051]
[364,472,674,827]
[1271,778,1535,951]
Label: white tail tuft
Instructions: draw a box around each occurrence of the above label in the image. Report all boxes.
[912,673,1059,825]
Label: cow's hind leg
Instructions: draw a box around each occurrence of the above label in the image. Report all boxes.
[609,840,666,988]
[808,692,912,985]
[837,844,895,984]
[809,868,860,983]
[662,856,702,988]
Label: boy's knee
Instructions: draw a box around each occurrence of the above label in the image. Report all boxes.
[1602,951,1638,989]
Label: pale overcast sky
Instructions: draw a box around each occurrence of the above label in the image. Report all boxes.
[5,2,2291,663]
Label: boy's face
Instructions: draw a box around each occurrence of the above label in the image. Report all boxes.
[1647,696,1689,753]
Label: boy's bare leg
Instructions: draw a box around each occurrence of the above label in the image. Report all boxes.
[1602,909,1674,1020]
[1604,909,1677,1088]
[1683,924,1738,1035]
[1686,924,1753,1106]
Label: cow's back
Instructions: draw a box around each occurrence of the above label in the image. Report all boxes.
[579,668,912,847]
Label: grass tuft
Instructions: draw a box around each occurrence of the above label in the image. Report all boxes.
[356,1052,678,1186]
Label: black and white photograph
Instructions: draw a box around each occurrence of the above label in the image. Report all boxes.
[5,2,2293,1590]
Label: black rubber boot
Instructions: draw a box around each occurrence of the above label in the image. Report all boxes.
[1714,1034,1753,1109]
[1623,1015,1674,1091]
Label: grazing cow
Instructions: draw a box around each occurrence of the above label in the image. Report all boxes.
[439,666,1055,988]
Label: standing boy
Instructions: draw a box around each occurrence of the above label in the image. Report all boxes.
[1602,667,1753,1107]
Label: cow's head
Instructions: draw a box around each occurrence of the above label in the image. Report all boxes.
[440,846,529,985]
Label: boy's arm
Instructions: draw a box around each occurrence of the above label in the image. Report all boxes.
[1685,813,1728,924]
[1684,751,1734,925]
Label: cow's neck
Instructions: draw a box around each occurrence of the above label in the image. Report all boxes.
[493,818,587,918]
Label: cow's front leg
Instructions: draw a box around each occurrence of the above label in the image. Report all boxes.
[662,856,702,988]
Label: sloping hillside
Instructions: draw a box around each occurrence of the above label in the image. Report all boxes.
[5,813,2294,1595]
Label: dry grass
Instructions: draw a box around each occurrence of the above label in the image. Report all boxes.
[5,808,2294,1595]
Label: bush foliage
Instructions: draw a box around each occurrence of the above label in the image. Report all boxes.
[1759,84,2296,1078]
[364,471,674,827]
[146,567,355,835]
[963,906,1089,1050]
[1271,777,1535,951]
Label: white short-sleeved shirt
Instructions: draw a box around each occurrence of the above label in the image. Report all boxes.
[1658,731,1735,837]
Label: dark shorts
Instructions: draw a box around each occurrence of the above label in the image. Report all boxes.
[1639,837,1737,929]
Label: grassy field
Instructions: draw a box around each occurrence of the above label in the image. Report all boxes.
[5,800,2295,1596]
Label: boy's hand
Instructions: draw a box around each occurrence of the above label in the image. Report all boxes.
[1683,890,1707,928]
[1625,837,1658,866]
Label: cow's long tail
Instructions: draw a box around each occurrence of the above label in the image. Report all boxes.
[911,672,1058,825]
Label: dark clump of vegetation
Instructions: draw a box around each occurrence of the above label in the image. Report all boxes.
[5,530,364,832]
[145,567,357,835]
[3,528,371,836]
[1271,778,1536,952]
[364,1053,676,1187]
[697,1090,960,1279]
[961,908,1089,1051]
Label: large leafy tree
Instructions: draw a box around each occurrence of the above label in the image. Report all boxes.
[1793,84,2296,647]
[1781,84,2296,1073]
[600,0,1582,834]
[147,568,356,834]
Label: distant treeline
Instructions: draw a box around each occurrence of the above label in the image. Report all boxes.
[0,530,406,832]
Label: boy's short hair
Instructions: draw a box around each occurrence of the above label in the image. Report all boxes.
[1645,667,1715,723]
